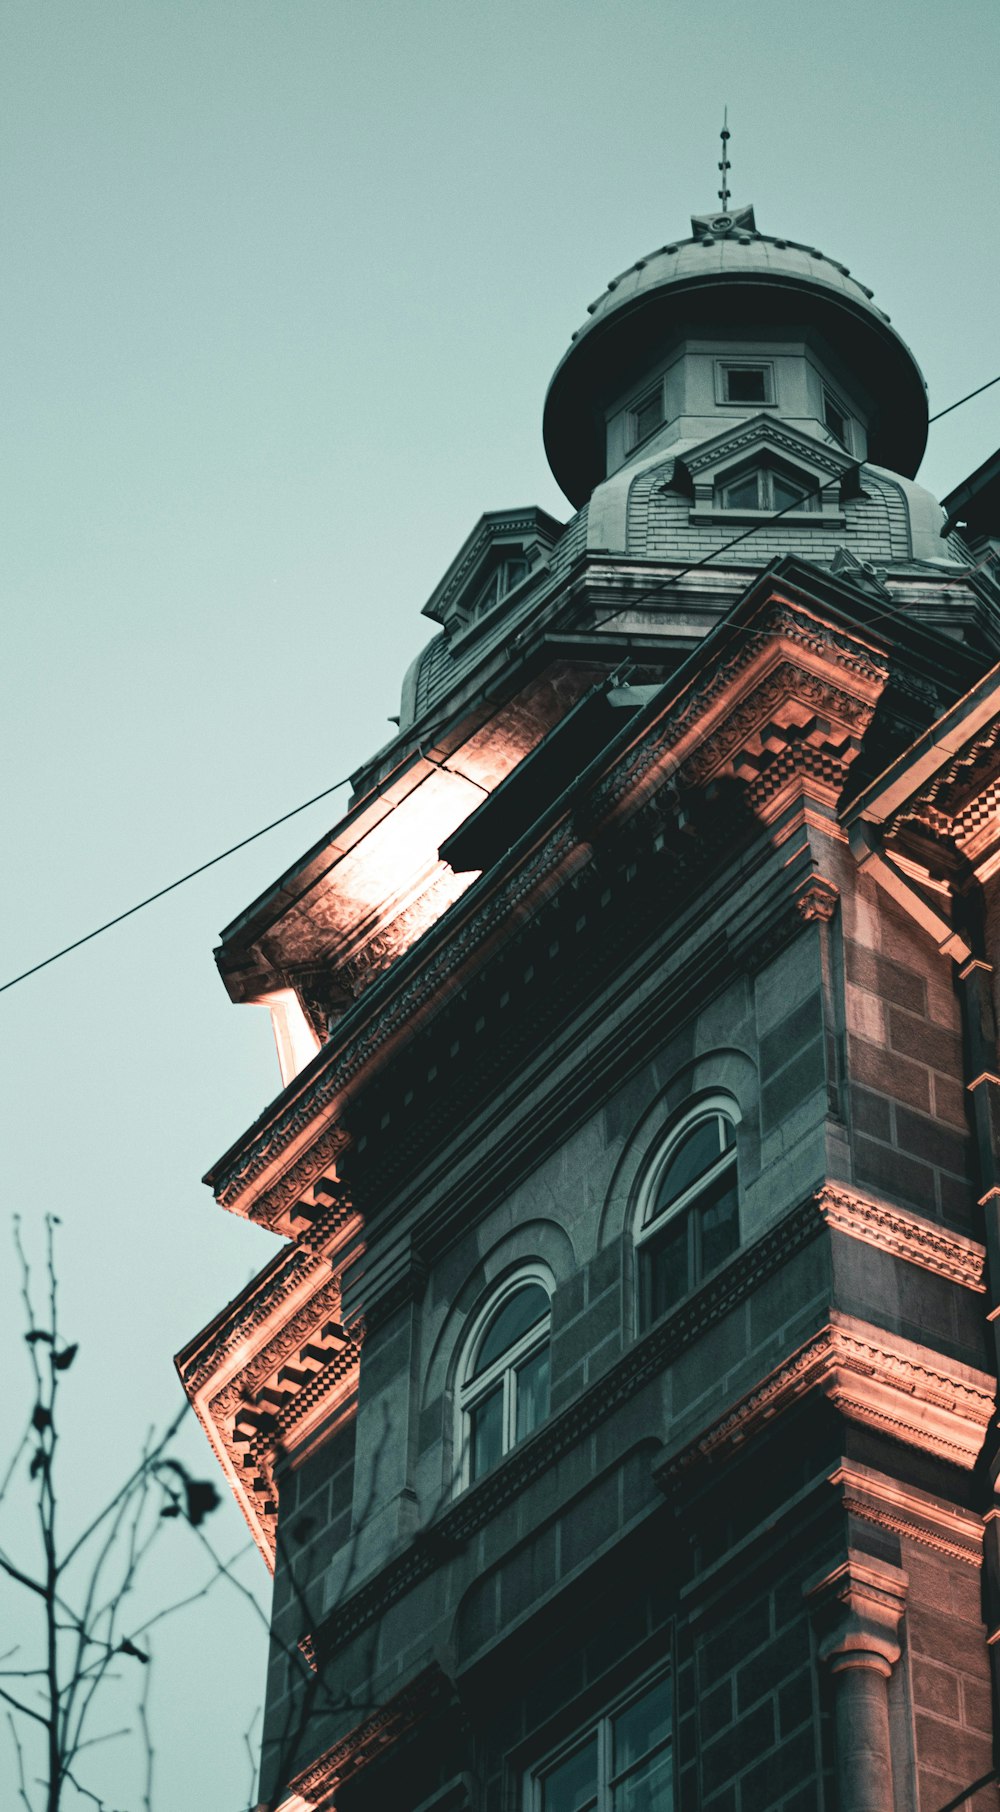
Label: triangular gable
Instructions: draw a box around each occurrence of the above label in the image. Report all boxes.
[674,412,860,517]
[420,507,563,634]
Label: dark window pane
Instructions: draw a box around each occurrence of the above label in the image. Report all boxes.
[726,367,766,402]
[613,1682,672,1773]
[541,1736,599,1812]
[698,1171,739,1276]
[613,1751,673,1812]
[515,1345,549,1442]
[470,1384,503,1480]
[722,472,761,509]
[474,1284,549,1376]
[476,570,502,613]
[771,471,807,510]
[501,558,529,595]
[643,1212,690,1324]
[824,397,847,445]
[653,1118,724,1216]
[634,390,664,441]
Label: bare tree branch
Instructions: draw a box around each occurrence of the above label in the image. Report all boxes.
[3,1217,237,1811]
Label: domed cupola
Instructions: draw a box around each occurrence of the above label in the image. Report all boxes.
[543,202,929,507]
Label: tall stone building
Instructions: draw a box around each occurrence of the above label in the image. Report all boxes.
[178,197,1000,1812]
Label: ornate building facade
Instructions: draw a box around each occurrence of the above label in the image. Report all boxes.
[178,198,1000,1812]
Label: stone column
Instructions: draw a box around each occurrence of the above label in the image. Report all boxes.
[806,1551,908,1812]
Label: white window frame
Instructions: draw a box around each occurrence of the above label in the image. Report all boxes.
[822,386,853,452]
[715,359,775,407]
[471,554,532,620]
[634,1097,741,1330]
[527,1665,674,1812]
[715,462,816,513]
[628,382,665,450]
[456,1266,552,1491]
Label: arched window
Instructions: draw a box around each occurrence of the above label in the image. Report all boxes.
[636,1104,740,1329]
[459,1274,551,1484]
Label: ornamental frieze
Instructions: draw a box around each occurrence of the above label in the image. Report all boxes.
[208,1277,351,1424]
[179,1246,323,1395]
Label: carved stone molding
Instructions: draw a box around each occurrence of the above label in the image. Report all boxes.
[796,876,840,922]
[217,1122,351,1223]
[806,1549,908,1677]
[816,1183,986,1292]
[682,416,852,486]
[663,1316,994,1476]
[178,1246,324,1395]
[590,597,887,829]
[677,661,876,803]
[829,1460,983,1566]
[179,1249,364,1566]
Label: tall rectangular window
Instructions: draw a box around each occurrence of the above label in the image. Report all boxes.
[823,389,851,449]
[533,1674,673,1812]
[631,387,665,446]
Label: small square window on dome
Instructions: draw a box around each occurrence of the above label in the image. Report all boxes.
[724,366,767,403]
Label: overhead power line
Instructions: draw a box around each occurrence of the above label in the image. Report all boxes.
[2,370,999,1000]
[0,775,354,996]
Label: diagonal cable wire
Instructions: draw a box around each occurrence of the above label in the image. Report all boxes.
[0,775,354,996]
[2,370,998,999]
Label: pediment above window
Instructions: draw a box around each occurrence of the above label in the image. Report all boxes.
[421,507,563,640]
[671,415,860,525]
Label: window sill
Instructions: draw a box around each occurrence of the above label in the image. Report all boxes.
[689,508,845,527]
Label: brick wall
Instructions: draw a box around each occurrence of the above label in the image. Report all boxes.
[626,467,911,566]
[903,1541,998,1812]
[843,917,976,1231]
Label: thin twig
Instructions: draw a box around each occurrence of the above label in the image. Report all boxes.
[7,1709,34,1812]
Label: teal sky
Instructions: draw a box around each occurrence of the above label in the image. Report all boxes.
[2,2,999,1805]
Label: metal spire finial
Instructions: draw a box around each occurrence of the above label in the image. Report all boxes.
[718,108,731,212]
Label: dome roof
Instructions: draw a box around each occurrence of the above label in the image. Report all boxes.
[543,207,929,506]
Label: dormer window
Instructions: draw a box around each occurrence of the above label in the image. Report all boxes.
[718,464,813,512]
[717,361,774,406]
[630,384,665,448]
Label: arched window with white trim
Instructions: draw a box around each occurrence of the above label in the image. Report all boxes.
[458,1272,551,1485]
[636,1101,740,1330]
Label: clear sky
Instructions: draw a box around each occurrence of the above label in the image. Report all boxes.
[2,2,999,1805]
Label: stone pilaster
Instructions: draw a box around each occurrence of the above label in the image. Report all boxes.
[806,1551,908,1812]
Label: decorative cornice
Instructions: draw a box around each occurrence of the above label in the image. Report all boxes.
[332,868,473,1005]
[178,1246,323,1395]
[662,1316,994,1477]
[589,598,887,827]
[816,1183,986,1292]
[677,659,877,811]
[179,1246,364,1565]
[234,1134,354,1239]
[829,1460,983,1566]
